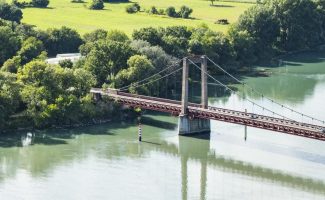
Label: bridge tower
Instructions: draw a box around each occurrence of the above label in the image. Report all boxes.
[178,56,211,135]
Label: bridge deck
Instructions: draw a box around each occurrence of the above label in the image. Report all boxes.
[91,88,325,141]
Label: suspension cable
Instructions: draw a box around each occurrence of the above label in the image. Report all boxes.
[118,59,181,91]
[188,59,293,121]
[206,57,325,125]
[120,67,183,91]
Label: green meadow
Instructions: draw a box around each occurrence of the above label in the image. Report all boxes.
[20,0,254,35]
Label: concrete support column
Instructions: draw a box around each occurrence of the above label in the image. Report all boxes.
[179,117,211,135]
[181,57,189,115]
[201,56,208,109]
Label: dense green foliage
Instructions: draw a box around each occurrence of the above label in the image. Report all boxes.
[233,0,325,58]
[0,2,22,23]
[17,61,96,127]
[0,72,21,129]
[0,26,20,66]
[43,26,83,56]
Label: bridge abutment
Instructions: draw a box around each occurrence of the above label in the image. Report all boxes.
[178,115,210,135]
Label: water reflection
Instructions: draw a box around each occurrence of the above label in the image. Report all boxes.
[21,132,33,147]
[179,134,210,200]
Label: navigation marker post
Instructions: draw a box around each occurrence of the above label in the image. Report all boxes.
[138,123,142,142]
[245,109,247,141]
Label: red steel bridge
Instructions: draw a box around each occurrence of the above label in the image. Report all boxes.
[90,55,325,141]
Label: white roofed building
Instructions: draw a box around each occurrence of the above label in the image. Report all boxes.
[46,53,82,65]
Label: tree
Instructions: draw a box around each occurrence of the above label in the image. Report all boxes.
[130,40,177,72]
[0,71,21,129]
[114,55,154,93]
[132,27,162,46]
[0,2,23,23]
[165,6,177,17]
[159,26,192,57]
[189,26,235,68]
[88,0,104,10]
[235,4,280,59]
[1,56,21,73]
[83,29,108,43]
[83,39,134,85]
[44,26,83,56]
[0,26,20,66]
[17,37,45,65]
[32,0,49,8]
[275,0,322,50]
[107,30,129,42]
[235,0,324,54]
[179,6,193,19]
[18,61,96,127]
[228,28,257,66]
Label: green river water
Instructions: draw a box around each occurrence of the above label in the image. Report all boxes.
[1,51,325,199]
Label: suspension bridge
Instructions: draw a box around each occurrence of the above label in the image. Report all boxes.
[90,55,325,141]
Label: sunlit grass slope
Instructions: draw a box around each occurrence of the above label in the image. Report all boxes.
[20,0,253,35]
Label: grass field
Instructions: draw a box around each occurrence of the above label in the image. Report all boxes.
[20,0,254,35]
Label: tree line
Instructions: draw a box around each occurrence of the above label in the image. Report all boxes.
[1,0,325,130]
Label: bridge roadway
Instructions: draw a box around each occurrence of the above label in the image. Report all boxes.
[91,88,325,141]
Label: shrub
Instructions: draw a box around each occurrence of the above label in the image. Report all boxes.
[149,6,158,14]
[125,3,140,13]
[0,2,23,22]
[179,6,192,19]
[44,26,83,56]
[32,0,49,8]
[158,8,164,15]
[165,6,177,17]
[88,0,104,10]
[215,19,229,25]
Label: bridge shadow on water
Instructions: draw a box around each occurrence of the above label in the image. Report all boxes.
[141,116,177,130]
[0,122,125,148]
[0,114,177,148]
[0,132,68,148]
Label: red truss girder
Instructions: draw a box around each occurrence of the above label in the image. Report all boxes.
[92,89,325,141]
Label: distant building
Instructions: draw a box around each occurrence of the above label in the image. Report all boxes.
[46,53,82,64]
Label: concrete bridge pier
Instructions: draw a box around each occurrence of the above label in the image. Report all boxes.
[178,116,211,135]
[178,56,211,135]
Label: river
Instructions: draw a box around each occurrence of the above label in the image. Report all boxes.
[0,51,325,199]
